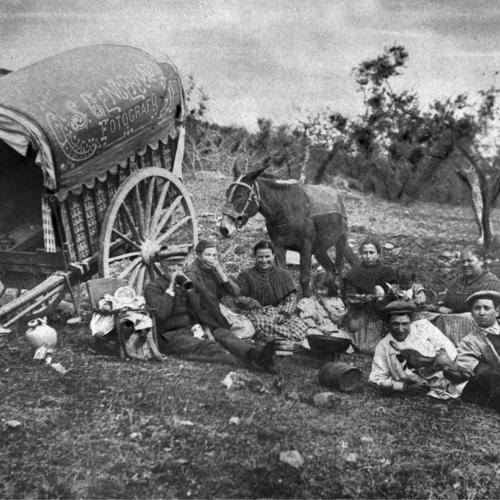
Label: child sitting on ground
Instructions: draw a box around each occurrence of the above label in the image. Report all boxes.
[381,268,426,307]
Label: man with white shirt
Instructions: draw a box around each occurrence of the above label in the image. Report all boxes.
[443,290,500,412]
[369,301,457,393]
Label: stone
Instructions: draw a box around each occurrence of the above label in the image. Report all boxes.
[360,436,374,444]
[5,420,22,429]
[312,392,338,407]
[279,450,304,469]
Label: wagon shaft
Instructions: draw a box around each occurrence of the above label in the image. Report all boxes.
[0,274,67,326]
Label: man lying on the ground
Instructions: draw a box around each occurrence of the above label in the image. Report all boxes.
[441,290,500,413]
[144,255,277,373]
[369,301,457,393]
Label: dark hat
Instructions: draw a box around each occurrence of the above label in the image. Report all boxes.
[195,239,218,255]
[382,300,417,320]
[158,252,187,265]
[465,290,500,309]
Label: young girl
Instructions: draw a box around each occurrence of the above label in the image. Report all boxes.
[384,268,426,307]
[342,237,396,354]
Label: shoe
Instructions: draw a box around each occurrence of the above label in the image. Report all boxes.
[254,341,279,374]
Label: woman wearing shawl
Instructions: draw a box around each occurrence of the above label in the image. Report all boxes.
[236,240,308,349]
[342,237,397,354]
[185,239,255,340]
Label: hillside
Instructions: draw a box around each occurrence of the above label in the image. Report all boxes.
[2,172,500,499]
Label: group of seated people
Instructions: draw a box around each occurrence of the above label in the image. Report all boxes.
[93,235,500,413]
[143,239,308,374]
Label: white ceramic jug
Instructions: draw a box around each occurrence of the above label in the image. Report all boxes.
[25,317,58,351]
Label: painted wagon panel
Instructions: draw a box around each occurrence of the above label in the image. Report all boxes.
[0,44,183,192]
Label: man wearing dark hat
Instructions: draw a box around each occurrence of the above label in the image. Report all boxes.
[144,255,277,373]
[369,301,457,393]
[442,290,500,411]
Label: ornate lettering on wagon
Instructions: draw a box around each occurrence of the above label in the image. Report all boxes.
[43,103,98,166]
[39,61,174,172]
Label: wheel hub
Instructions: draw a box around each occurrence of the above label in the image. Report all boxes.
[141,239,161,265]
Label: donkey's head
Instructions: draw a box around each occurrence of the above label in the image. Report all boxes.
[219,162,269,238]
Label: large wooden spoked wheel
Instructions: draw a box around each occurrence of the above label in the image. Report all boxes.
[98,167,198,293]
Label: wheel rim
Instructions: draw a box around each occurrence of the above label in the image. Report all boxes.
[99,167,198,293]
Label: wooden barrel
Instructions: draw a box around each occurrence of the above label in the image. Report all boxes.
[319,362,363,392]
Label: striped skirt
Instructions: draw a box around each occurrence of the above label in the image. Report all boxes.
[433,313,476,346]
[345,307,383,355]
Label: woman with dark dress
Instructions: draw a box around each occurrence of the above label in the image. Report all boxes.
[236,240,308,349]
[435,245,500,345]
[442,245,500,313]
[342,237,396,354]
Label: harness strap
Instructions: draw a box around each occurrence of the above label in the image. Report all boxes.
[225,176,261,219]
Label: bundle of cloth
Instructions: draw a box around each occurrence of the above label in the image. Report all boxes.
[296,296,351,342]
[89,286,162,361]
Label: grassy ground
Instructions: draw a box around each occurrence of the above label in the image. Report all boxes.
[2,171,500,499]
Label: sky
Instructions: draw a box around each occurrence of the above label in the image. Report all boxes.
[1,0,499,130]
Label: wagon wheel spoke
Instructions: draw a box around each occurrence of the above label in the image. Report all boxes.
[108,251,141,263]
[135,266,147,293]
[118,256,142,280]
[157,215,192,245]
[152,195,183,239]
[144,177,156,236]
[147,265,158,282]
[132,185,146,239]
[120,202,142,244]
[111,230,142,251]
[149,180,172,235]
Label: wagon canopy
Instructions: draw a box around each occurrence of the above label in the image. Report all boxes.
[0,44,184,199]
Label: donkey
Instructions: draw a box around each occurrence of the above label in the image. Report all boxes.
[219,163,358,297]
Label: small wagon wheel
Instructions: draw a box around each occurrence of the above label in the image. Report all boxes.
[99,167,198,293]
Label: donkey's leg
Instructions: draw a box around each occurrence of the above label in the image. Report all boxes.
[314,245,338,296]
[335,234,347,274]
[299,240,313,298]
[274,244,287,268]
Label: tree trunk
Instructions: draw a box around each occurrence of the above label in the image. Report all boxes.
[454,160,485,244]
[457,147,500,252]
[299,142,310,184]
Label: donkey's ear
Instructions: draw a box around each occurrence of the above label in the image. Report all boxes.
[244,161,270,182]
[232,160,241,180]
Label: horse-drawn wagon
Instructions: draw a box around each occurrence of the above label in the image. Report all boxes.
[0,44,198,329]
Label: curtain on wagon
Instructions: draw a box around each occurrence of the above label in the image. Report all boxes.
[0,112,57,252]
